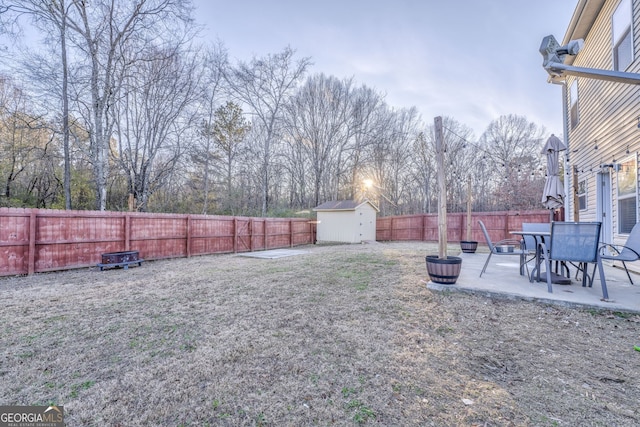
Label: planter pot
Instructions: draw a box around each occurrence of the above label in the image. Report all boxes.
[425,255,462,285]
[460,240,478,253]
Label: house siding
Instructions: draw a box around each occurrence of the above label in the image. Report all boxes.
[563,0,640,249]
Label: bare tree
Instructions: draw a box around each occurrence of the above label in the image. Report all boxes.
[345,85,386,199]
[410,116,476,213]
[479,114,546,210]
[0,76,34,200]
[192,42,228,214]
[66,0,193,210]
[210,101,250,214]
[2,0,74,208]
[226,47,310,216]
[285,73,353,208]
[114,44,199,212]
[370,106,420,215]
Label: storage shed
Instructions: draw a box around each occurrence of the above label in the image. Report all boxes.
[313,200,379,244]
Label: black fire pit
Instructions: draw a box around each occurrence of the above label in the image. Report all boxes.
[98,250,143,271]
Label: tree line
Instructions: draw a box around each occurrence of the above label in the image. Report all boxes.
[0,0,549,217]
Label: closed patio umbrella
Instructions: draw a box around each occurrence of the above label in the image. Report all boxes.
[541,134,566,214]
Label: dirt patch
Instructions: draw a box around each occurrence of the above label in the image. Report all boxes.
[0,242,638,426]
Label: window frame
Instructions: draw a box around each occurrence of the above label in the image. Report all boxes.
[617,155,638,234]
[613,0,633,71]
[569,79,579,129]
[577,179,587,211]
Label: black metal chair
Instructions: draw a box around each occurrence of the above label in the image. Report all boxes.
[539,222,608,299]
[598,222,640,285]
[478,220,529,277]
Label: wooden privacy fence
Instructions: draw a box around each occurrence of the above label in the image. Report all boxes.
[0,207,559,277]
[0,208,314,277]
[376,210,556,244]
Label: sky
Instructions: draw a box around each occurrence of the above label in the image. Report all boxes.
[191,0,578,139]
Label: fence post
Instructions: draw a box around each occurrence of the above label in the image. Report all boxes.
[28,209,37,275]
[290,219,294,247]
[186,215,191,258]
[233,217,238,253]
[504,212,510,241]
[125,213,131,251]
[390,217,394,241]
[249,218,253,252]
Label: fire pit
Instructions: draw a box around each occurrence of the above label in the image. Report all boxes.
[98,250,143,271]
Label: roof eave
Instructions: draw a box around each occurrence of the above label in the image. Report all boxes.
[563,0,606,65]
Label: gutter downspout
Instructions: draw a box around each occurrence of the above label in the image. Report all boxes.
[551,78,571,222]
[560,81,571,221]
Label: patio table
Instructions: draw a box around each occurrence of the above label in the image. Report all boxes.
[510,230,571,284]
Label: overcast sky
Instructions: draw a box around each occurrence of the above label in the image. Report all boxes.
[192,0,578,139]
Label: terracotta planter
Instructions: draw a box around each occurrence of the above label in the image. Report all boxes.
[460,240,478,253]
[425,255,462,284]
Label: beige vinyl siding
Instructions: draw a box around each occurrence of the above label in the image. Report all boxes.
[316,210,357,243]
[565,0,640,236]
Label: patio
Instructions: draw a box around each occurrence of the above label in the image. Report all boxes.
[428,250,640,314]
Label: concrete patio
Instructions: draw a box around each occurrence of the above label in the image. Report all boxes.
[427,250,640,314]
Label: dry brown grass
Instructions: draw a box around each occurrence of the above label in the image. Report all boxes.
[1,242,639,426]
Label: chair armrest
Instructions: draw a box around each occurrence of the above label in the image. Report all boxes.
[599,243,640,258]
[494,238,522,246]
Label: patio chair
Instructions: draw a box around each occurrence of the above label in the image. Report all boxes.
[598,222,640,285]
[522,222,570,282]
[539,221,608,298]
[478,220,528,277]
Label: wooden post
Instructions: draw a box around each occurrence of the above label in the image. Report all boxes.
[290,219,294,247]
[434,116,447,259]
[264,219,268,250]
[124,213,131,251]
[466,176,472,241]
[249,218,254,252]
[28,209,37,275]
[186,215,191,257]
[233,217,238,253]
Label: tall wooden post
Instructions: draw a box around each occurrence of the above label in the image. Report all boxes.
[434,116,447,259]
[466,176,473,241]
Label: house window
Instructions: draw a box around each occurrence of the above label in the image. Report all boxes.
[617,157,637,234]
[577,179,587,211]
[613,0,633,71]
[570,80,579,129]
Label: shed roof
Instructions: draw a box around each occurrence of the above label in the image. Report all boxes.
[313,200,379,212]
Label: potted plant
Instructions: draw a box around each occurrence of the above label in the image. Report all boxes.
[460,176,478,253]
[426,117,462,284]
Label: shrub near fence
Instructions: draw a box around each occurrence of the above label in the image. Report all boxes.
[376,210,555,244]
[0,208,315,277]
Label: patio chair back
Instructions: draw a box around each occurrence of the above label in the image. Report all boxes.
[550,222,602,263]
[540,221,608,299]
[522,223,550,252]
[599,222,640,285]
[618,222,640,258]
[478,220,527,277]
[478,220,495,251]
